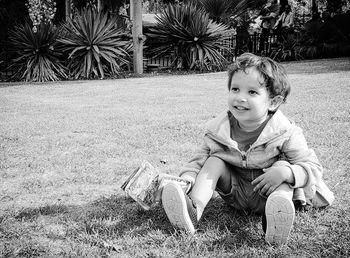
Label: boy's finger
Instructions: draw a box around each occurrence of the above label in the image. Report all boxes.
[251,174,263,185]
[253,181,264,192]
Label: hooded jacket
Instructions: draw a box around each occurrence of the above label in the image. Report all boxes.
[180,110,334,207]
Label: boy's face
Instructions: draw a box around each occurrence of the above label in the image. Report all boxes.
[228,67,281,131]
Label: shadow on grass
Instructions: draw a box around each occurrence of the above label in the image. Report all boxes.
[9,194,266,248]
[14,203,70,221]
[200,197,266,248]
[3,196,349,257]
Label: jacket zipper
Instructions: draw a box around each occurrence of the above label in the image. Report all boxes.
[241,151,247,167]
[206,132,249,167]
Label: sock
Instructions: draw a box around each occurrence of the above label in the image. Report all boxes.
[190,197,205,221]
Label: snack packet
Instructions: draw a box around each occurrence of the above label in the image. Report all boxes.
[121,161,191,210]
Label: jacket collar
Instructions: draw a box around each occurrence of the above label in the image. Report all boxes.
[205,110,293,147]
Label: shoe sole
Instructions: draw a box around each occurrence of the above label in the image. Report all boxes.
[265,194,295,245]
[162,181,195,234]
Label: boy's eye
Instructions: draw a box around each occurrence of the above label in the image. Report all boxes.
[231,87,239,92]
[249,90,258,95]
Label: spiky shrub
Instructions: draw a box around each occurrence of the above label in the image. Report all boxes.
[7,21,66,82]
[59,8,131,79]
[145,2,232,71]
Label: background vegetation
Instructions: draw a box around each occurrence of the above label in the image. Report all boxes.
[1,0,350,81]
[1,58,349,257]
[145,2,231,70]
[59,8,131,79]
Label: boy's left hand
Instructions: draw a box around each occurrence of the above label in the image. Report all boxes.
[251,166,293,196]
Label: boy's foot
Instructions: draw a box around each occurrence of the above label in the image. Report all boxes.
[265,193,295,245]
[162,181,198,234]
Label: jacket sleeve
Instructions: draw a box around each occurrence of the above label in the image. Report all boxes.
[178,136,211,184]
[282,126,323,198]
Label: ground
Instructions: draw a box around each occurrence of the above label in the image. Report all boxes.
[0,57,349,257]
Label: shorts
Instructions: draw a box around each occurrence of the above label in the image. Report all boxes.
[216,165,267,214]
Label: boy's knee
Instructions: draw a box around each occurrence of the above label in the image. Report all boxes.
[201,156,231,183]
[271,182,293,197]
[203,156,229,171]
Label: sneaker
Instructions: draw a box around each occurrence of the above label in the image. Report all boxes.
[162,181,198,234]
[265,193,295,245]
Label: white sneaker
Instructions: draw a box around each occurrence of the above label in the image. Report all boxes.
[265,193,295,245]
[162,181,198,234]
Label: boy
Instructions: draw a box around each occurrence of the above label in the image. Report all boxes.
[162,53,334,245]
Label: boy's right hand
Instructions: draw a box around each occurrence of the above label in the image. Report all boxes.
[251,166,293,196]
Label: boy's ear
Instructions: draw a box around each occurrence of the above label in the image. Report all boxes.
[269,95,284,112]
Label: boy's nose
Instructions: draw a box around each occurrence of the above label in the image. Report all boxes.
[238,96,247,102]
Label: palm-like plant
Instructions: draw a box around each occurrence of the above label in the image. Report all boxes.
[59,8,131,79]
[7,21,66,82]
[145,2,232,71]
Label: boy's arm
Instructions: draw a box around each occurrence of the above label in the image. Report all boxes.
[252,126,322,197]
[281,126,323,189]
[179,138,211,185]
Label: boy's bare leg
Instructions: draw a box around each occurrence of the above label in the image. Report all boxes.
[189,156,232,220]
[265,183,295,245]
[162,157,231,233]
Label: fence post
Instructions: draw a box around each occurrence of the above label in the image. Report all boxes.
[65,0,71,21]
[130,0,144,74]
[253,33,257,53]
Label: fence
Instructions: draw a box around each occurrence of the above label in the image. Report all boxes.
[144,33,278,71]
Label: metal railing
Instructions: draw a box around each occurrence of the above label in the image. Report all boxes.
[0,53,14,81]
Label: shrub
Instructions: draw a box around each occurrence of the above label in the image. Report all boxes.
[59,8,131,79]
[7,21,66,82]
[145,2,232,71]
[269,33,303,62]
[297,13,350,59]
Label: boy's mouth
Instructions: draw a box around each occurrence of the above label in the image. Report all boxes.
[234,105,249,111]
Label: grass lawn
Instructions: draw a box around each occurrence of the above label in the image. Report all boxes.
[1,57,350,257]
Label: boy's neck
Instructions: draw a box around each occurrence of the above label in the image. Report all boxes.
[237,114,271,132]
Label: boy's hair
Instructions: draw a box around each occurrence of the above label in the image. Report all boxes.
[227,53,291,103]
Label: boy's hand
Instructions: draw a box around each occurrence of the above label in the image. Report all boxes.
[251,166,294,196]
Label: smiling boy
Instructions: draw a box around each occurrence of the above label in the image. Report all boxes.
[162,53,334,245]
